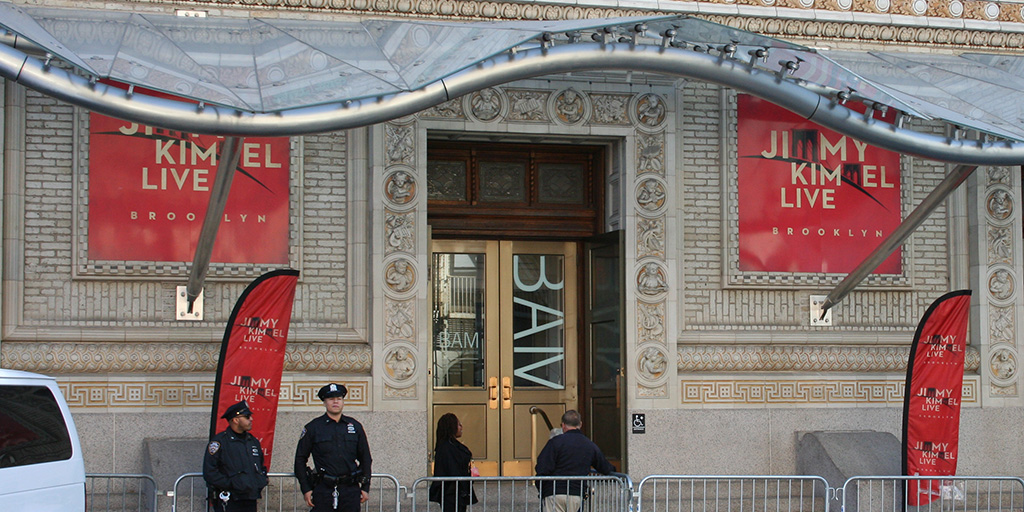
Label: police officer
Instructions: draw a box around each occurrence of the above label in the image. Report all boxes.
[202,400,269,512]
[294,383,373,512]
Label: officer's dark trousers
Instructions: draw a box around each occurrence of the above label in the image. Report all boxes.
[209,498,257,512]
[311,482,362,512]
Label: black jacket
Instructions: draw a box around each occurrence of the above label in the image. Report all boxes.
[535,429,615,498]
[429,438,478,507]
[294,413,373,493]
[202,429,268,500]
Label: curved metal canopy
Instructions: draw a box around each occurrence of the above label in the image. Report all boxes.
[3,0,1024,166]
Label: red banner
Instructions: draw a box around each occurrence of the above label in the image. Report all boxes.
[210,269,300,468]
[737,95,903,273]
[903,290,971,506]
[87,113,290,263]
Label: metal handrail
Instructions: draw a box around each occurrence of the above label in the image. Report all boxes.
[171,472,402,512]
[529,406,557,473]
[85,473,158,512]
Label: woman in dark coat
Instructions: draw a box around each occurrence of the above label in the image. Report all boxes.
[429,413,478,512]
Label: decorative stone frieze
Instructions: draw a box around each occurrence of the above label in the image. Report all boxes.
[384,298,415,342]
[681,377,979,405]
[636,133,665,176]
[1,342,373,374]
[385,124,415,166]
[678,344,982,372]
[55,378,370,409]
[637,300,666,344]
[507,89,550,122]
[636,216,666,260]
[159,0,1024,24]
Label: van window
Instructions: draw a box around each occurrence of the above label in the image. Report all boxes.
[0,385,73,468]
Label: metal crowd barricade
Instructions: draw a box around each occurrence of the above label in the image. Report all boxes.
[171,472,402,512]
[840,476,1024,512]
[86,473,159,512]
[635,475,832,512]
[410,474,632,512]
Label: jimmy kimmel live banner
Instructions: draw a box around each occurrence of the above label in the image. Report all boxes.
[88,112,290,264]
[737,95,903,274]
[903,290,971,506]
[211,269,300,468]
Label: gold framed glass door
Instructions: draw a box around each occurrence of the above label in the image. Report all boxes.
[431,240,577,476]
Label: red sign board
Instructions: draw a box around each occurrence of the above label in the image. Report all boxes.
[737,95,902,274]
[88,113,290,263]
[903,290,971,505]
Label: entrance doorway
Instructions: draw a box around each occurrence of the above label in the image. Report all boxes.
[426,139,623,475]
[431,240,577,476]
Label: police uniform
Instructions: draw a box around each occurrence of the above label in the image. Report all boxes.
[294,383,373,512]
[202,401,269,512]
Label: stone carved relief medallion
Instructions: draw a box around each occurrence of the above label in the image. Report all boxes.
[636,260,669,297]
[467,87,505,122]
[636,216,666,260]
[637,345,669,382]
[986,188,1013,222]
[989,347,1018,385]
[550,88,589,125]
[637,300,666,344]
[385,123,415,166]
[384,209,415,255]
[988,225,1012,265]
[636,178,667,214]
[988,267,1015,302]
[385,258,417,295]
[636,132,665,175]
[384,169,416,206]
[508,90,550,121]
[384,345,417,382]
[632,93,667,131]
[385,298,415,342]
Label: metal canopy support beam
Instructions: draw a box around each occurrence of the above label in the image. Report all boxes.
[186,136,243,311]
[3,41,1024,167]
[818,164,978,317]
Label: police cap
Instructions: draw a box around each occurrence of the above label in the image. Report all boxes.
[221,400,252,420]
[317,383,348,400]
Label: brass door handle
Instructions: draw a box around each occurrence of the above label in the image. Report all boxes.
[501,376,512,410]
[488,376,499,410]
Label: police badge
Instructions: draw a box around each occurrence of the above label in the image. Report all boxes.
[208,441,220,455]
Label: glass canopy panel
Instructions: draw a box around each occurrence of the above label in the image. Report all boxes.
[660,17,809,49]
[110,14,256,110]
[821,51,1024,141]
[767,49,925,117]
[0,3,102,73]
[871,52,1024,136]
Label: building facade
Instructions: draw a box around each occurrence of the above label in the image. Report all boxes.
[2,0,1024,486]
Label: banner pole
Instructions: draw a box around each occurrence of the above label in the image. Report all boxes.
[186,136,244,311]
[819,164,976,317]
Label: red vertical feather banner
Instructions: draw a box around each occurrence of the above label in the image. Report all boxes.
[209,269,300,468]
[903,290,971,506]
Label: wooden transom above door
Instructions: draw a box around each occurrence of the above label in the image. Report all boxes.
[426,141,605,239]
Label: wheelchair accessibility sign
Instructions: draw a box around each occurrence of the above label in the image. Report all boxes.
[631,413,646,434]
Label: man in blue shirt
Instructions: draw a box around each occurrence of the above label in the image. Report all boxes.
[535,410,615,512]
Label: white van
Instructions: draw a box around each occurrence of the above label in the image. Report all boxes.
[0,369,86,512]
